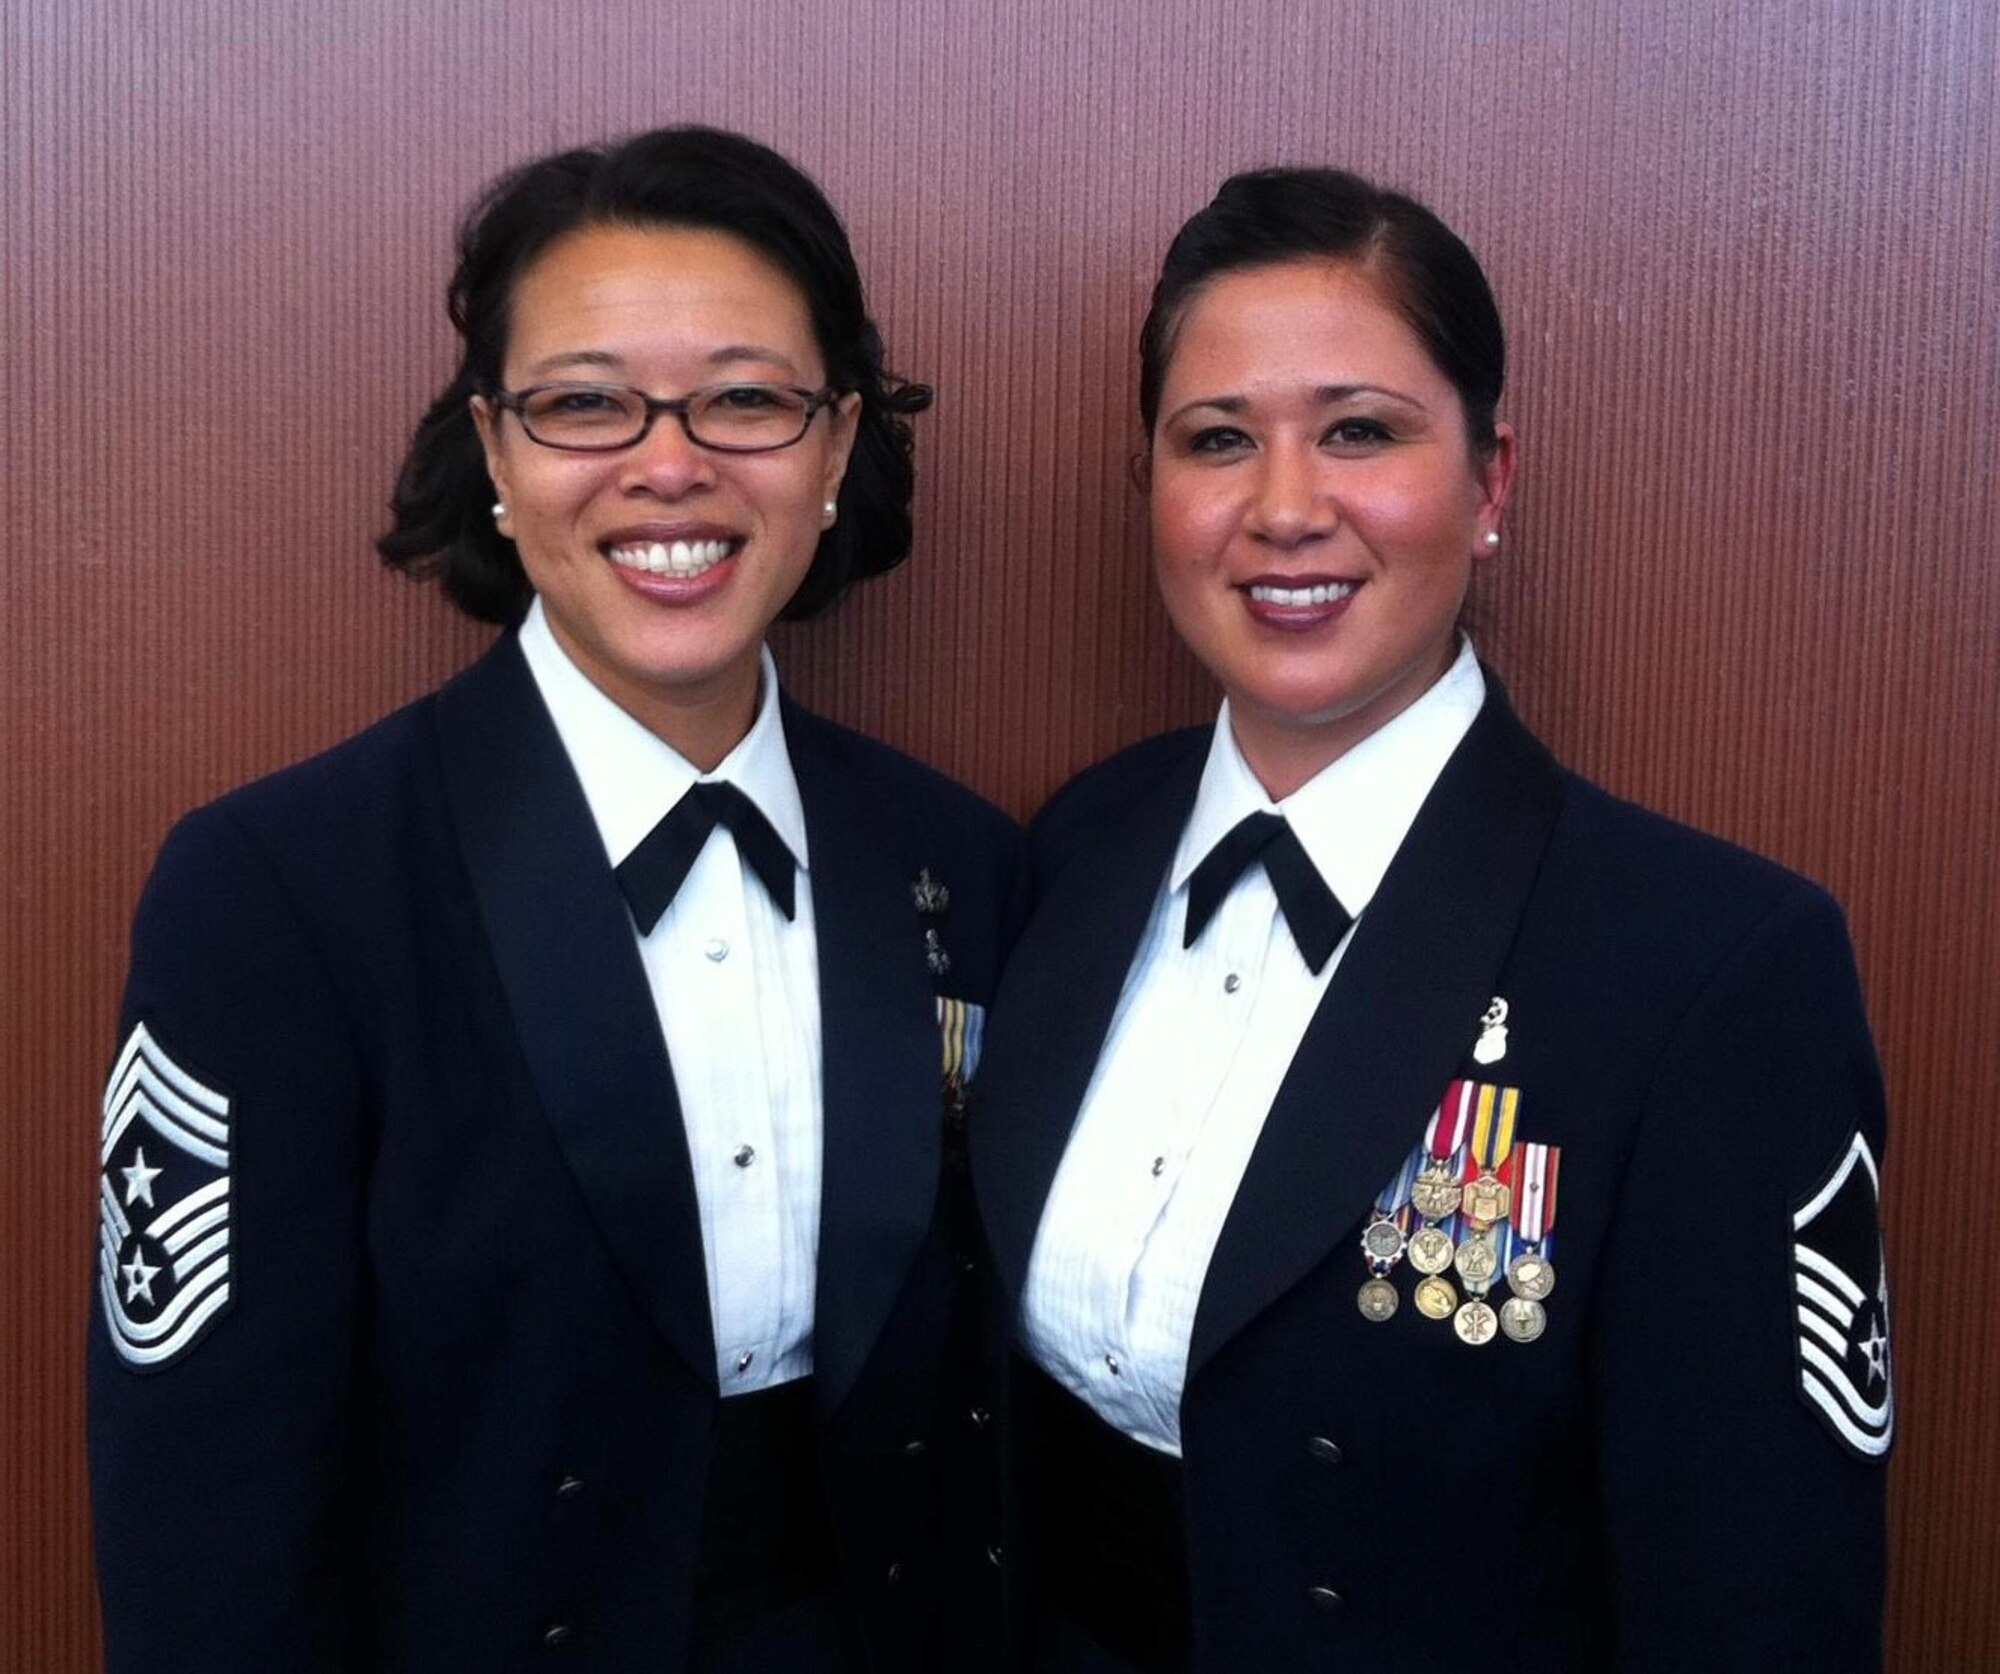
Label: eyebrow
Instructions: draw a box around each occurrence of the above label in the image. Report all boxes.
[1163,383,1427,425]
[519,344,809,380]
[705,343,807,378]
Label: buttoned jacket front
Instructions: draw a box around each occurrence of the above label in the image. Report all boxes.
[89,636,1019,1673]
[970,681,1889,1672]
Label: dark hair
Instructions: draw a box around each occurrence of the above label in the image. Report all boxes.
[378,126,931,624]
[1138,167,1504,456]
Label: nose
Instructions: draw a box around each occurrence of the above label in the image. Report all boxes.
[617,412,717,499]
[1246,443,1332,547]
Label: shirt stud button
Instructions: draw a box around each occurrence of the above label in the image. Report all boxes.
[1151,1156,1166,1178]
[1105,1353,1121,1375]
[705,938,729,962]
[1223,973,1242,994]
[736,1350,754,1373]
[733,1144,755,1167]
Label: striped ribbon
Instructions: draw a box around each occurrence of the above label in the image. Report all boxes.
[936,997,985,1084]
[1512,1141,1560,1243]
[1469,1083,1521,1172]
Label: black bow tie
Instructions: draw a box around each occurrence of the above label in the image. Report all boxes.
[615,781,797,934]
[1182,812,1352,975]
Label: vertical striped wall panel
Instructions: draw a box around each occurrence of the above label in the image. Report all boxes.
[4,1,1994,1665]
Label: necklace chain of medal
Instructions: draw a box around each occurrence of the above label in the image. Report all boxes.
[1357,1077,1561,1346]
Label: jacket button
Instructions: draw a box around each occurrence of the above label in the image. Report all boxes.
[886,1561,903,1586]
[986,1542,1005,1569]
[1305,1436,1343,1465]
[1307,1586,1344,1611]
[555,1474,585,1498]
[968,1405,992,1429]
[542,1622,574,1647]
[902,1437,928,1457]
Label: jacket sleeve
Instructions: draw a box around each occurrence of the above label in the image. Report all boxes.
[1592,882,1890,1671]
[89,803,364,1673]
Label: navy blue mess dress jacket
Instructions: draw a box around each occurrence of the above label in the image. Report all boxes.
[89,636,1020,1673]
[971,679,1891,1672]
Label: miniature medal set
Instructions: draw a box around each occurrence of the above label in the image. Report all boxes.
[1357,1063,1561,1346]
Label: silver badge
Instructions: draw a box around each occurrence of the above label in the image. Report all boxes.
[98,1023,234,1369]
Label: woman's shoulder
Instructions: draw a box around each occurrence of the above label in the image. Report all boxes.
[781,698,1020,848]
[193,692,439,827]
[1557,769,1837,916]
[150,687,454,909]
[1028,726,1209,855]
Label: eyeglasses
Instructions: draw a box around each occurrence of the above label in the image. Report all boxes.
[488,381,841,453]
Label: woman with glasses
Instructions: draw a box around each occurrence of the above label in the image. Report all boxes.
[89,126,1016,1674]
[970,167,1890,1671]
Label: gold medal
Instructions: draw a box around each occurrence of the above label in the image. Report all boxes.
[1461,1170,1511,1226]
[1506,1250,1556,1301]
[1461,1085,1519,1227]
[1409,1165,1462,1220]
[1499,1296,1547,1342]
[1407,1225,1454,1275]
[1453,1298,1499,1345]
[1414,1274,1458,1319]
[1357,1276,1399,1321]
[1453,1231,1498,1288]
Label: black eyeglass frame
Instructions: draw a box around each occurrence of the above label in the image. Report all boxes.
[485,380,845,454]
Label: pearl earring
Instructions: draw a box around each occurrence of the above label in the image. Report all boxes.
[1482,530,1501,550]
[492,502,507,522]
[823,499,838,522]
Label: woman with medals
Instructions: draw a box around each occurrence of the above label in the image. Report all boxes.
[88,127,1017,1673]
[970,168,1891,1671]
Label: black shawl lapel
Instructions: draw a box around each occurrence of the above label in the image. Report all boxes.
[783,703,941,1417]
[1186,682,1565,1378]
[971,740,1210,1304]
[435,639,717,1389]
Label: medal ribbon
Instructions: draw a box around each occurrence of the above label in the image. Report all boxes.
[1428,1080,1476,1159]
[1375,1146,1424,1215]
[1512,1141,1560,1243]
[936,997,984,1083]
[1469,1083,1520,1172]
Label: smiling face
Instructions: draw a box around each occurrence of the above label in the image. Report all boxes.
[472,221,857,764]
[1148,257,1515,796]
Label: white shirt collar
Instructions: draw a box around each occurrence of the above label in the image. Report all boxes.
[515,597,810,872]
[1170,638,1486,915]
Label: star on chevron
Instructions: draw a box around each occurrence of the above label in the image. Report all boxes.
[1860,1320,1889,1386]
[121,1146,163,1209]
[121,1244,161,1307]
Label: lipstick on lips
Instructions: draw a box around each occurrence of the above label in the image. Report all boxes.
[600,522,745,601]
[1240,574,1360,632]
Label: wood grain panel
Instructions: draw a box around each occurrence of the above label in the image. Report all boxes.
[5,1,1994,1666]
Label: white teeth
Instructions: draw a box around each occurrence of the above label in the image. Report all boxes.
[608,539,732,577]
[1248,581,1358,607]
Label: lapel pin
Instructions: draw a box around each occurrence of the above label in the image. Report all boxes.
[1473,995,1510,1064]
[911,869,950,915]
